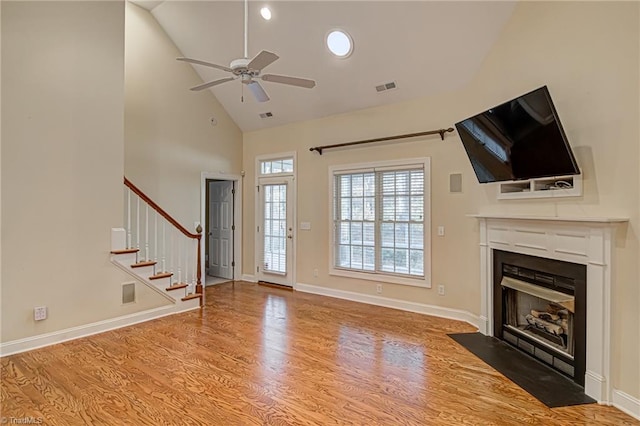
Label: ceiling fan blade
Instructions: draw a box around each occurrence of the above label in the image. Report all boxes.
[247,81,270,102]
[247,50,279,71]
[177,57,233,73]
[190,77,235,91]
[261,74,316,89]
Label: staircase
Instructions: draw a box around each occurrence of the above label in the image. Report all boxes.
[110,177,203,310]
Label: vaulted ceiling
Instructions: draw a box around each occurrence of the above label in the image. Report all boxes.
[133,1,517,132]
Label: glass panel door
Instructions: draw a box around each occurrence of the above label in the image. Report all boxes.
[258,177,293,286]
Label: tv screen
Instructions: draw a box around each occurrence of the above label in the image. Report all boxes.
[455,86,580,184]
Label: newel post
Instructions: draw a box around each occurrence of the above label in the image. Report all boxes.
[195,224,203,299]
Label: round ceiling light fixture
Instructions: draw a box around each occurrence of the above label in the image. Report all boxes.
[326,29,353,58]
[260,7,272,20]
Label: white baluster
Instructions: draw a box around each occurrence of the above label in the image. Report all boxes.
[177,233,182,285]
[162,221,166,273]
[184,235,188,289]
[136,196,140,251]
[189,240,194,294]
[192,238,197,294]
[169,227,174,278]
[126,189,131,248]
[185,238,195,294]
[145,204,149,261]
[154,211,158,264]
[184,243,189,294]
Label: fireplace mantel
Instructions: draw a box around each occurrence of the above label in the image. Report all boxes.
[473,214,628,404]
[470,214,628,223]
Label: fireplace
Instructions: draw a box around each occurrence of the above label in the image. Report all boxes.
[474,214,626,403]
[493,250,586,385]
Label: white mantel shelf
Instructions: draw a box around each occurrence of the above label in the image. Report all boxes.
[469,214,628,223]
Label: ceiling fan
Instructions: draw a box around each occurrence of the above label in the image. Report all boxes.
[176,0,316,102]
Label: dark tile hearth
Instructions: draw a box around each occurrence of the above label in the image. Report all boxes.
[448,332,596,408]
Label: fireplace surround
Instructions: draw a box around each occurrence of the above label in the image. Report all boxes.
[473,214,627,403]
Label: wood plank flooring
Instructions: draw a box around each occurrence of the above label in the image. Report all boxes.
[1,282,637,425]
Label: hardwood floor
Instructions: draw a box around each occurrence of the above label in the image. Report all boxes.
[1,282,637,425]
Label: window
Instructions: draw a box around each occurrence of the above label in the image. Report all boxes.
[326,29,354,58]
[331,158,430,287]
[260,157,294,176]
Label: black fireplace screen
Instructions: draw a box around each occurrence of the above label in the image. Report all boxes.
[493,250,586,386]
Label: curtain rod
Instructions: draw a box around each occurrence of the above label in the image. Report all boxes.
[309,127,455,155]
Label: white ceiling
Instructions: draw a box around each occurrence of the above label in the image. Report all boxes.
[137,1,517,132]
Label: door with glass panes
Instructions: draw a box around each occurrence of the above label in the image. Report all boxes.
[257,176,294,286]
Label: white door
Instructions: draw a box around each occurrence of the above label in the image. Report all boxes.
[257,177,294,286]
[208,181,234,280]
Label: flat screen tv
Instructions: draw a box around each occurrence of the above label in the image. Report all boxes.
[455,86,580,183]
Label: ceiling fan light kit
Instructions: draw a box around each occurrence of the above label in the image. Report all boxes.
[176,0,315,102]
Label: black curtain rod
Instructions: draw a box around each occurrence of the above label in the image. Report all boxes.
[309,127,455,155]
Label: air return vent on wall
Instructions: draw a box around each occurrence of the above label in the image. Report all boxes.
[259,112,274,119]
[375,81,397,93]
[122,282,135,304]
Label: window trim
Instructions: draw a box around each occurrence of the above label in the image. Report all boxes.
[328,157,431,288]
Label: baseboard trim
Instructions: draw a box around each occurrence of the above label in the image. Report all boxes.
[241,274,257,282]
[0,304,200,357]
[585,370,606,403]
[478,316,490,335]
[612,389,640,420]
[294,282,480,329]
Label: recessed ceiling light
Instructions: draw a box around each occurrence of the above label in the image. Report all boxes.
[326,29,353,58]
[260,7,272,20]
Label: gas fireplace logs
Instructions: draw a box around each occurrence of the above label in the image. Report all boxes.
[527,306,570,336]
[531,309,560,321]
[526,314,565,335]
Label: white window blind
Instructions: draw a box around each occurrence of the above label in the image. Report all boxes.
[333,163,426,279]
[262,184,287,274]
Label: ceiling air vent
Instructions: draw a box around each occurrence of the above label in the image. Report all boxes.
[375,81,398,93]
[259,112,274,119]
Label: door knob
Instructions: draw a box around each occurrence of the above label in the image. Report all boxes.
[287,235,293,239]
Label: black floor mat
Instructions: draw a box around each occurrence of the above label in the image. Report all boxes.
[448,332,596,408]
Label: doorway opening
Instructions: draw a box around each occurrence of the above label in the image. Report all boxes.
[202,173,242,286]
[255,153,296,287]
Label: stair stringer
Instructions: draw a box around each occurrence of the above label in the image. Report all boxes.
[110,226,201,309]
[110,256,177,304]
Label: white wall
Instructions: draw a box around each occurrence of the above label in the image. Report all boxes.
[124,3,243,229]
[1,1,168,343]
[0,2,4,325]
[243,1,639,400]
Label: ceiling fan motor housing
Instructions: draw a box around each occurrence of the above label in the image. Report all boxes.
[231,58,254,74]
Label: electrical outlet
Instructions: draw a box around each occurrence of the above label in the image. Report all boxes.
[313,268,318,277]
[438,285,445,296]
[34,306,47,321]
[376,284,382,294]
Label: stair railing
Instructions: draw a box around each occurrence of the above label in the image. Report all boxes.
[123,177,203,298]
